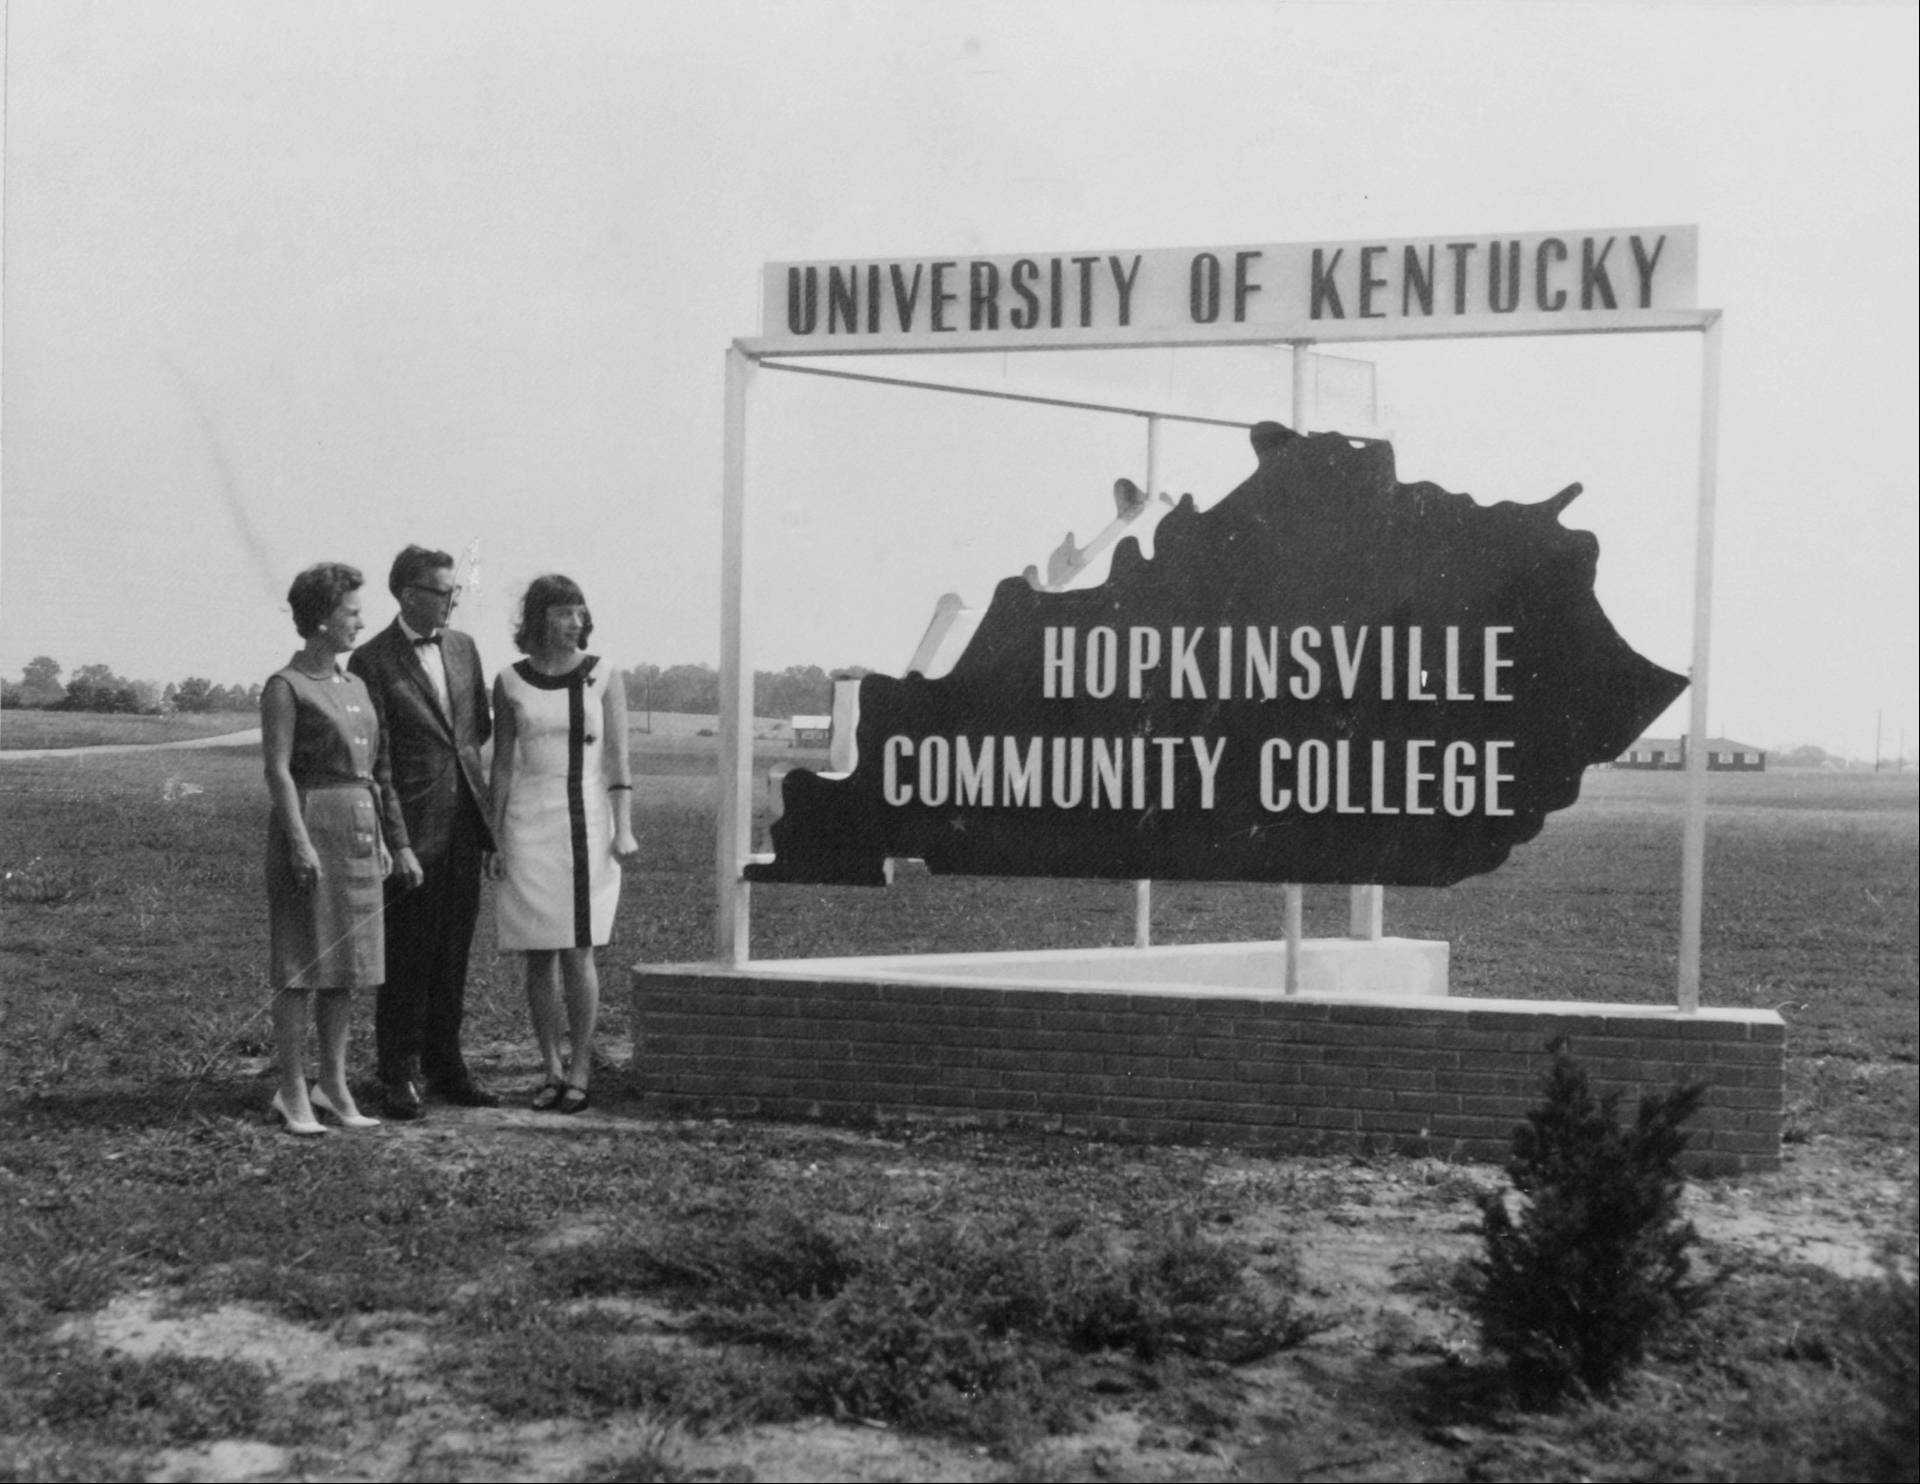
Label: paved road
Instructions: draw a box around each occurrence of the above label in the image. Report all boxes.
[0,728,262,760]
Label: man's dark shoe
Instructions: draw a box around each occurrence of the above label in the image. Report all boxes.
[380,1078,425,1121]
[433,1078,501,1109]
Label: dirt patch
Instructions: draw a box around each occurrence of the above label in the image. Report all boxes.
[146,1439,294,1483]
[63,1294,432,1385]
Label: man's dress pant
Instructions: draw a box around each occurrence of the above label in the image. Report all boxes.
[377,806,485,1088]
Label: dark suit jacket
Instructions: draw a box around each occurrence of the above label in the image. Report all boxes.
[350,621,496,859]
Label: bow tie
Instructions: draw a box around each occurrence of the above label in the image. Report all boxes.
[412,634,443,648]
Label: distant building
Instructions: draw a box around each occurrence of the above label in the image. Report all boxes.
[1615,736,1767,772]
[790,715,831,748]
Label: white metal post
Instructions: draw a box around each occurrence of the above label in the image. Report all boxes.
[1284,885,1303,993]
[1290,341,1388,951]
[1295,345,1386,941]
[716,344,756,964]
[1349,887,1384,940]
[1677,313,1723,1013]
[1282,345,1312,986]
[1134,414,1162,948]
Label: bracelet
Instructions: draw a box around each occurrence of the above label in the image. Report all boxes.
[608,783,633,792]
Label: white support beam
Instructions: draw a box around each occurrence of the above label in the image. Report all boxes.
[1284,884,1303,994]
[1286,344,1311,973]
[1678,312,1723,1013]
[737,308,1719,360]
[1289,343,1391,945]
[757,359,1249,430]
[715,344,755,965]
[1348,888,1385,941]
[1135,414,1162,948]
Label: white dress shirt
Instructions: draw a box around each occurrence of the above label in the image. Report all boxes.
[398,617,452,717]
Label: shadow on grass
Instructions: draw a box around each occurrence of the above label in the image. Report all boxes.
[14,1075,665,1135]
[14,1080,281,1134]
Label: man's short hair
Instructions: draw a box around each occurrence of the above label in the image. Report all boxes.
[388,545,456,597]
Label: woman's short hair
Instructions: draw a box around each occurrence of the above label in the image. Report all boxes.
[513,574,593,653]
[288,563,364,638]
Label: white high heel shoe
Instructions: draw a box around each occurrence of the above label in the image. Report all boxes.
[270,1089,327,1137]
[309,1085,381,1129]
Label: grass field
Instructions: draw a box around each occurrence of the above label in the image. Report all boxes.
[0,710,261,751]
[1,730,1914,1480]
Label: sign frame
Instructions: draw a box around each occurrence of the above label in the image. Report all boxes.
[717,234,1722,1012]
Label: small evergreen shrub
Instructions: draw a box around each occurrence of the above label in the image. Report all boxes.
[1471,1038,1706,1400]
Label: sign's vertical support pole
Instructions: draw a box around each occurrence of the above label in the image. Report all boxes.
[1292,343,1388,944]
[1134,413,1163,949]
[1284,885,1303,994]
[716,343,755,966]
[1349,887,1384,940]
[1678,312,1723,1013]
[1281,342,1314,992]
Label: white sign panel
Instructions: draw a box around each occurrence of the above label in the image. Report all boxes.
[759,226,1698,353]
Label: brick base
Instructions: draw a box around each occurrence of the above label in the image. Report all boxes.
[630,962,1785,1176]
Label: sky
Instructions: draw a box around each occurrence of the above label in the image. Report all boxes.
[2,0,1915,759]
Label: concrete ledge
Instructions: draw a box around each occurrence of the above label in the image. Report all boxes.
[630,949,1784,1175]
[720,938,1449,998]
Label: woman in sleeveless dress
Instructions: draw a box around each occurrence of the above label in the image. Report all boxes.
[262,563,396,1135]
[489,575,639,1114]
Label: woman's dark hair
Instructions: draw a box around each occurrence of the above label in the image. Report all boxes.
[513,574,593,654]
[288,563,364,638]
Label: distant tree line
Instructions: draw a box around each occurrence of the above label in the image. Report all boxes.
[2,656,865,721]
[1772,742,1910,772]
[0,657,265,716]
[622,663,867,719]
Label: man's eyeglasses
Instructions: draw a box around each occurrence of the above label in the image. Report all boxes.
[407,584,462,606]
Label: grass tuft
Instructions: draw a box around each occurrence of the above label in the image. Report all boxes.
[523,1201,1317,1446]
[1,856,95,906]
[575,1420,742,1482]
[547,1206,862,1311]
[37,1350,270,1446]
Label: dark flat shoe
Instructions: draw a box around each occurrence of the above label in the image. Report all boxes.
[436,1079,501,1109]
[530,1077,565,1112]
[556,1083,590,1116]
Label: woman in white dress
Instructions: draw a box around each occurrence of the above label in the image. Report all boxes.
[489,575,639,1114]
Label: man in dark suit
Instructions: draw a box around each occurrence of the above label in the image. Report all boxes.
[350,545,499,1117]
